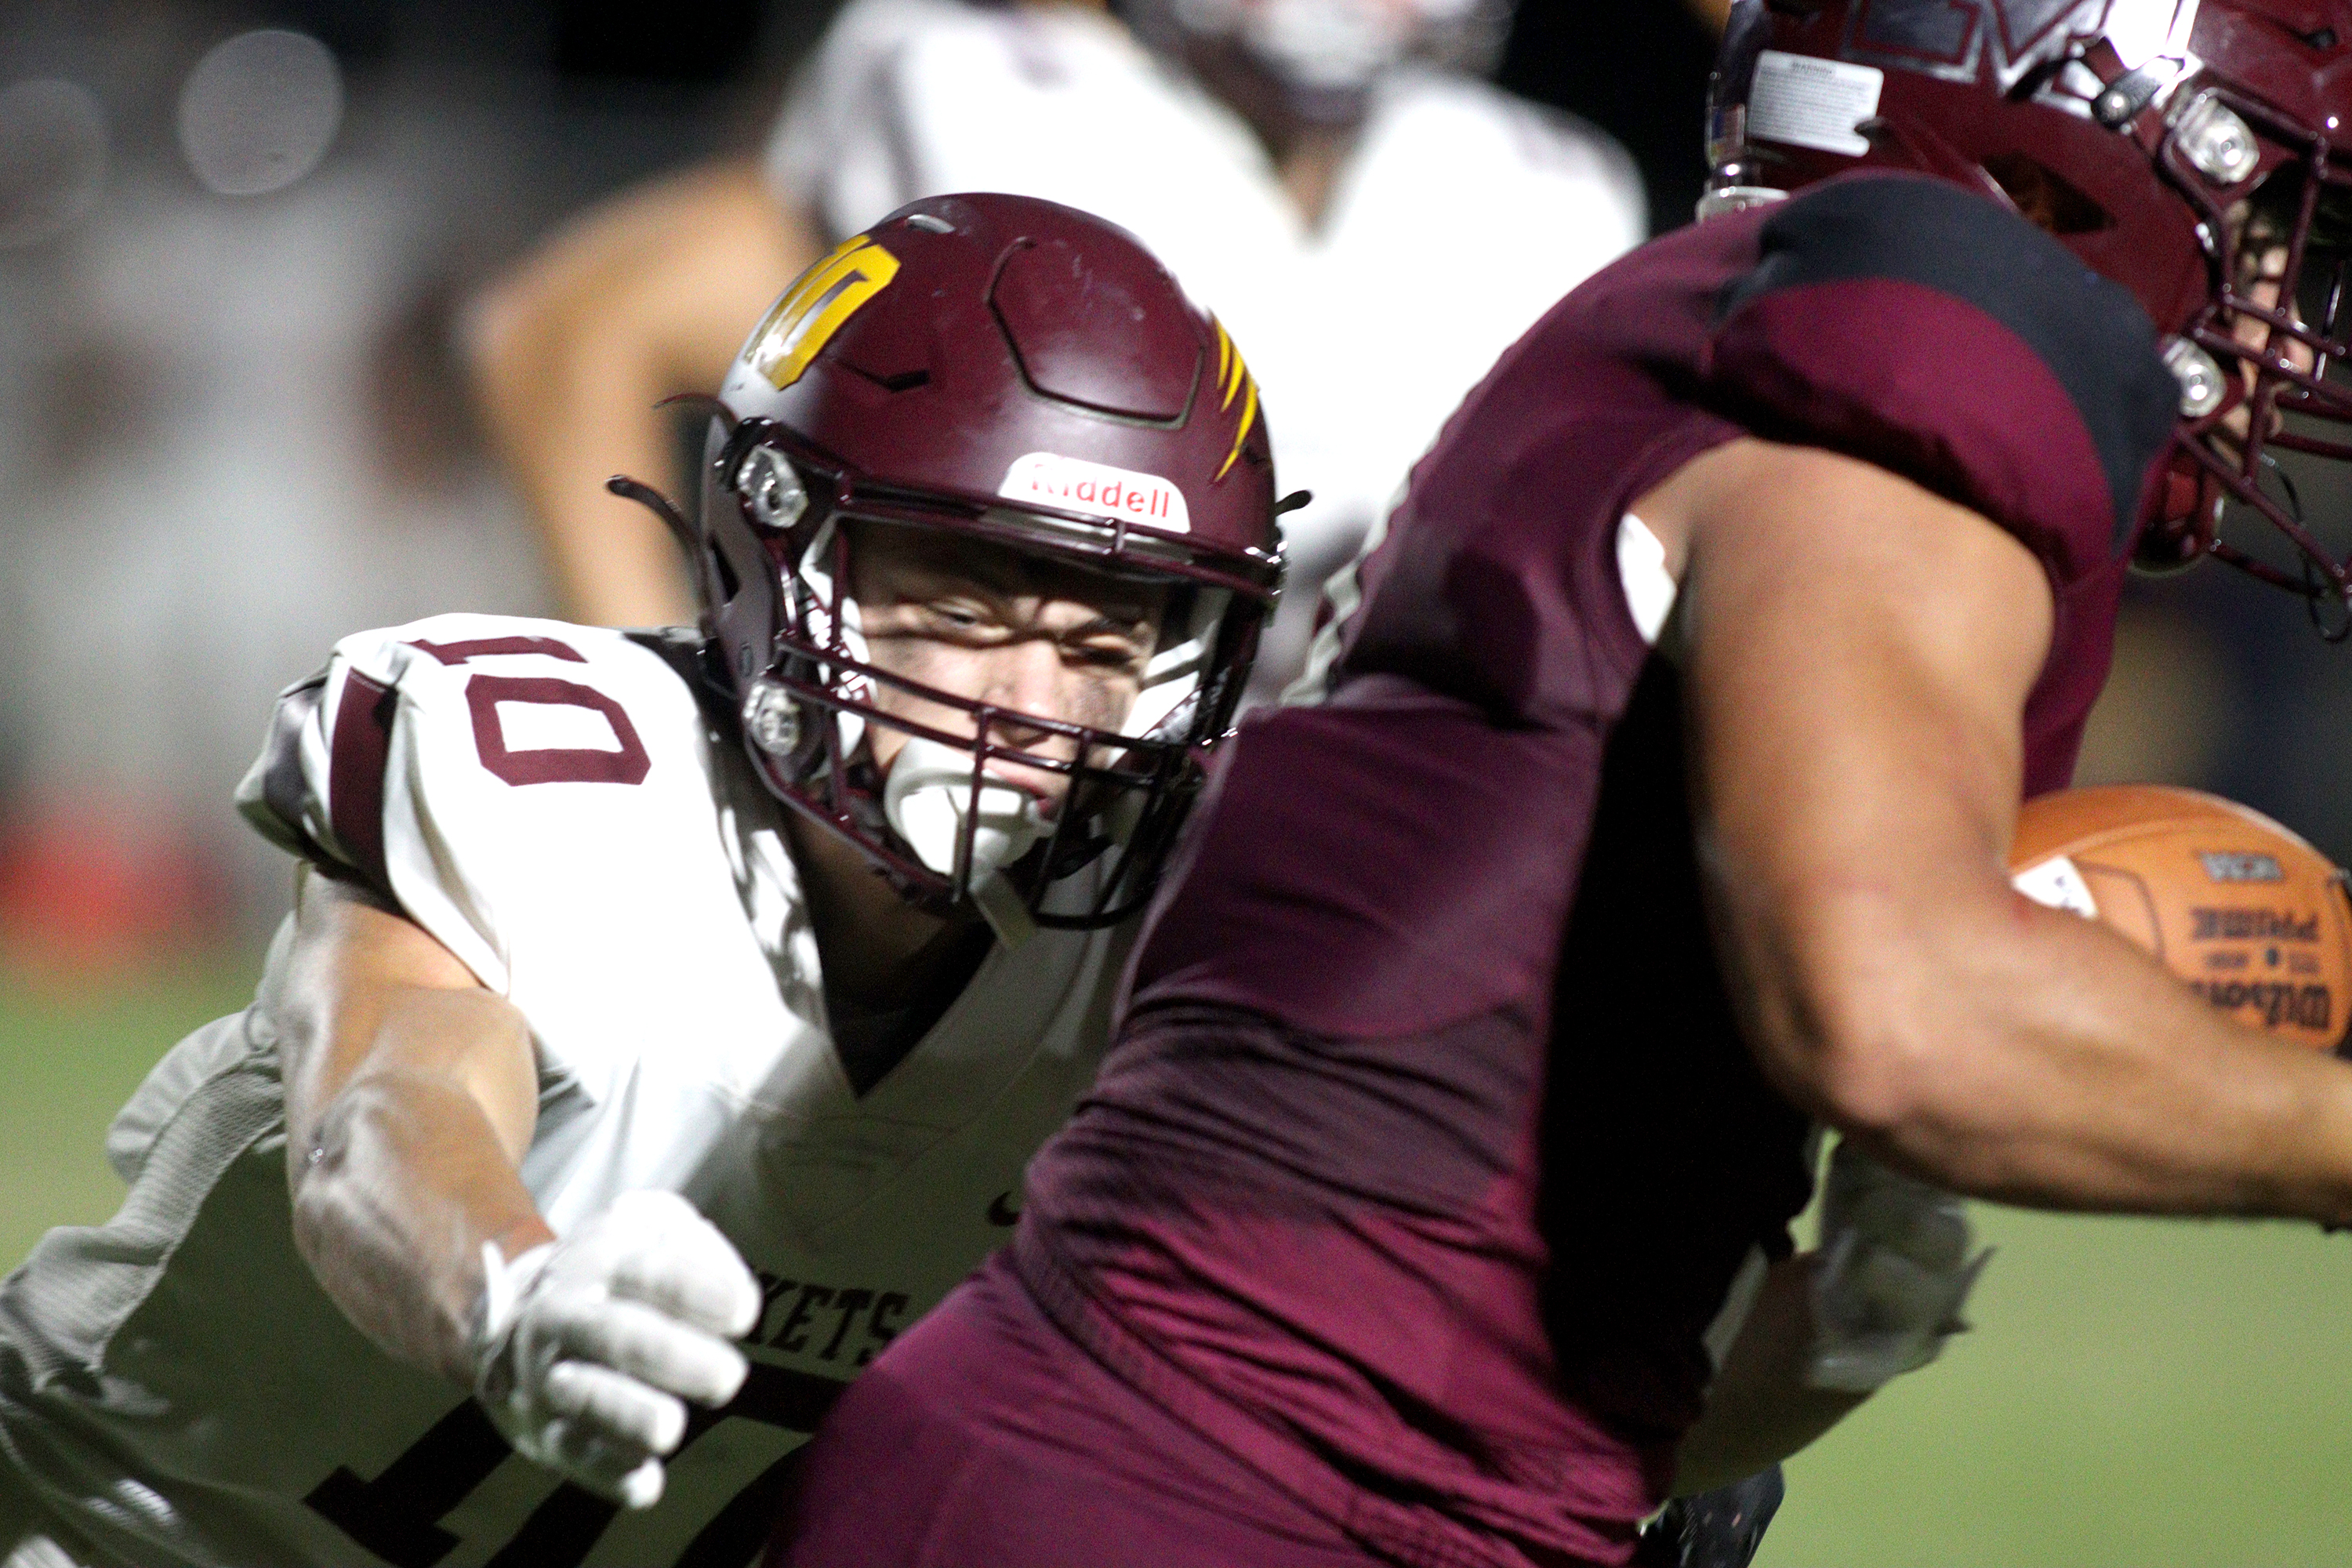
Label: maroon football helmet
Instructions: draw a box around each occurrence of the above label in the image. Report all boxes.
[626,193,1282,929]
[1706,0,2352,630]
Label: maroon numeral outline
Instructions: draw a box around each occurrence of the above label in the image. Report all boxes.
[465,675,651,786]
[409,635,589,666]
[400,636,652,787]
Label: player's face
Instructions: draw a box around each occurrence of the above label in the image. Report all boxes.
[848,524,1167,810]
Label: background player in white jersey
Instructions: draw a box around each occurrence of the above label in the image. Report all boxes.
[0,192,1280,1568]
[468,0,1643,700]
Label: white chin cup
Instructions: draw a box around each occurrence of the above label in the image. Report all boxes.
[883,737,1047,882]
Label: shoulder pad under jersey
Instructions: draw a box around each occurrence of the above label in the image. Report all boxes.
[236,615,720,993]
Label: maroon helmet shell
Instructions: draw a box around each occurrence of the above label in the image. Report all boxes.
[679,192,1283,927]
[1706,0,2352,627]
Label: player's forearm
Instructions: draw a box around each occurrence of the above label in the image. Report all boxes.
[1671,1255,1864,1494]
[278,877,551,1384]
[1762,887,2352,1226]
[1675,445,2352,1228]
[292,1062,554,1384]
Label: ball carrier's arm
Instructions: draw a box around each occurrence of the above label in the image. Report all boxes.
[1612,437,2352,1481]
[1656,437,2352,1214]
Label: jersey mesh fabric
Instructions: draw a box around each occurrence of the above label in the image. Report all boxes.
[1013,173,2180,1567]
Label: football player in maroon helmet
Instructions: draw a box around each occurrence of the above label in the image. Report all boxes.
[1705,0,2352,620]
[660,191,1283,932]
[771,5,2352,1567]
[0,194,1283,1568]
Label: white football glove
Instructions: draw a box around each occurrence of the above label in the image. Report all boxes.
[471,1190,761,1508]
[1805,1141,1991,1393]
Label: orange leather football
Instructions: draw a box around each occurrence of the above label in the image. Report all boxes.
[2009,785,2352,1054]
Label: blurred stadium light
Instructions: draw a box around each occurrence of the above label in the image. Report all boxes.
[176,28,344,197]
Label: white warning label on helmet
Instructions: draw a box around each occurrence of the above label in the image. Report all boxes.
[1000,452,1191,534]
[1749,50,1883,158]
[2011,854,2100,920]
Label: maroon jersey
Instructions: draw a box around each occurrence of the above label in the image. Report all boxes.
[1014,172,2180,1568]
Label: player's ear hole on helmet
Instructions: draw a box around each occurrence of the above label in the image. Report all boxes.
[706,537,742,603]
[1980,151,2112,237]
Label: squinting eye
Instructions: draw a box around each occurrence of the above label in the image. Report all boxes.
[1071,642,1147,673]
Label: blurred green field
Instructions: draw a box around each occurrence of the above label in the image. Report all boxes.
[0,957,260,1268]
[5,960,2352,1566]
[1762,1203,2352,1566]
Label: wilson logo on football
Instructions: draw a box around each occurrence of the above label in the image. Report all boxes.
[999,452,1191,533]
[2190,907,2321,942]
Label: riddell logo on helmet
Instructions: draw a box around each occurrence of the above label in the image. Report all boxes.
[999,452,1192,534]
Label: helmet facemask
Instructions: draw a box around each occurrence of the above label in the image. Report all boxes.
[2138,93,2352,633]
[712,421,1265,935]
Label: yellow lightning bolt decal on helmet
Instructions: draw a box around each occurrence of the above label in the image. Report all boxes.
[746,235,902,391]
[1212,318,1259,483]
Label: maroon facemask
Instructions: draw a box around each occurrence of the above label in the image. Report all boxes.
[1708,0,2352,633]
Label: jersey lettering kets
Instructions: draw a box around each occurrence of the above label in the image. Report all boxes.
[300,1269,914,1568]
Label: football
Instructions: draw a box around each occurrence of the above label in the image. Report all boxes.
[2009,785,2352,1054]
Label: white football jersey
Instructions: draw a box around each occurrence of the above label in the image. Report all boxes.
[0,615,1126,1568]
[766,0,1647,698]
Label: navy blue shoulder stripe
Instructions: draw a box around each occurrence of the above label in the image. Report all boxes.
[1718,174,2178,550]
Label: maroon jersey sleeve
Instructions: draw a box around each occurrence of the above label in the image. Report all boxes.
[1700,171,2179,587]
